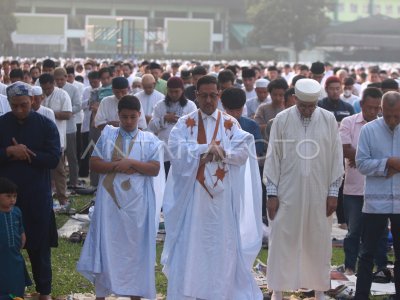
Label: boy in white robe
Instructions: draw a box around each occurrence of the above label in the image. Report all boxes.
[77,95,163,300]
[161,75,263,300]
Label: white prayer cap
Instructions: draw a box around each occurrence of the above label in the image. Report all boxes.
[255,78,270,88]
[132,76,142,83]
[32,86,43,96]
[294,79,321,102]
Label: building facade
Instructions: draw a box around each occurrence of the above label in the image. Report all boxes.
[13,0,247,57]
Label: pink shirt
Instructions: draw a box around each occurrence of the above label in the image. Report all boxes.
[339,113,367,195]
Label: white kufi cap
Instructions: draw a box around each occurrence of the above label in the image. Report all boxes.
[295,79,321,102]
[32,86,43,96]
[255,78,270,88]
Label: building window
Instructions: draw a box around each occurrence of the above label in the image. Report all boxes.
[363,5,369,14]
[386,5,393,15]
[397,5,400,15]
[350,4,358,13]
[338,3,345,12]
[375,5,381,14]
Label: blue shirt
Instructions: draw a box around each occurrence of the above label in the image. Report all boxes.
[238,116,264,156]
[356,117,400,214]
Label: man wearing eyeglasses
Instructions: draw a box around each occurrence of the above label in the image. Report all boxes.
[264,78,344,300]
[162,75,263,300]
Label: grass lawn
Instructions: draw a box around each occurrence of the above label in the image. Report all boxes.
[23,195,393,299]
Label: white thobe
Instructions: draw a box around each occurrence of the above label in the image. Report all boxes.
[162,109,263,300]
[94,95,147,130]
[77,126,164,299]
[264,107,344,291]
[135,89,165,117]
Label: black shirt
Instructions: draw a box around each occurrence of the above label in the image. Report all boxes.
[318,97,355,123]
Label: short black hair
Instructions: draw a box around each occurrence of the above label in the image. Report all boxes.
[381,79,399,91]
[39,73,55,85]
[65,66,75,75]
[299,64,309,72]
[284,87,295,103]
[361,87,383,103]
[220,87,246,109]
[291,75,306,86]
[217,69,235,84]
[10,60,20,67]
[343,77,355,86]
[268,78,288,93]
[191,66,207,76]
[118,95,141,112]
[99,67,111,77]
[10,68,24,79]
[0,177,17,194]
[367,82,381,89]
[196,75,218,91]
[75,75,84,83]
[149,62,162,70]
[225,65,237,75]
[88,71,100,80]
[180,70,191,79]
[42,59,56,69]
[242,68,256,79]
[267,65,278,72]
[310,61,325,75]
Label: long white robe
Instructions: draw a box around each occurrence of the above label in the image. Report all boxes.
[264,106,344,291]
[77,125,164,299]
[162,109,263,300]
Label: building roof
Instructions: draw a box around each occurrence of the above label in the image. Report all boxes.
[320,15,400,49]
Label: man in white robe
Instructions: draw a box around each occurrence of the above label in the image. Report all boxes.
[77,95,164,300]
[162,75,263,300]
[264,79,344,300]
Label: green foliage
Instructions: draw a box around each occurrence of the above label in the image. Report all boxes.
[247,0,333,56]
[0,0,17,55]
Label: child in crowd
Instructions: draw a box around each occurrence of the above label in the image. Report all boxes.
[0,177,31,298]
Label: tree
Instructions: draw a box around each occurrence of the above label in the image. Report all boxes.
[247,0,333,61]
[0,0,17,55]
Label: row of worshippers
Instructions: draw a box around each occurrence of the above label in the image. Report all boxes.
[78,74,400,300]
[2,74,400,300]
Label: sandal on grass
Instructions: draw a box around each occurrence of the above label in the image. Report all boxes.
[69,231,82,243]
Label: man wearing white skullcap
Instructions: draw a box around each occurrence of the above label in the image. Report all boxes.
[246,78,270,119]
[31,86,56,123]
[264,78,344,300]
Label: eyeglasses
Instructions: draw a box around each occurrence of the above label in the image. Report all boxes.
[297,102,317,110]
[197,93,219,100]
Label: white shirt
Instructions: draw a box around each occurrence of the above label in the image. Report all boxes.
[0,94,11,116]
[81,85,94,133]
[243,88,257,101]
[134,89,165,117]
[0,82,7,96]
[340,93,360,106]
[36,105,56,123]
[94,95,147,130]
[42,87,72,148]
[72,80,85,124]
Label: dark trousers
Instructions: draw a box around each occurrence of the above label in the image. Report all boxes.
[164,161,171,178]
[89,127,101,187]
[343,195,388,271]
[355,213,400,300]
[259,166,267,217]
[336,182,345,224]
[79,131,90,177]
[26,247,52,295]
